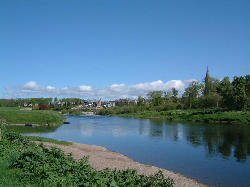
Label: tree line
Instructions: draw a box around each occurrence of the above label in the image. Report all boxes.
[139,74,249,111]
[0,73,249,111]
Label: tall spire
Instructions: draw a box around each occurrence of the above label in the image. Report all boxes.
[206,65,210,79]
[204,65,211,96]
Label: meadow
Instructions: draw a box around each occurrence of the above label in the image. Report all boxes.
[0,107,65,126]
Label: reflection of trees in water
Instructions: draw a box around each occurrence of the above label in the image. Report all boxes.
[138,119,150,135]
[186,127,203,147]
[149,119,164,137]
[145,119,250,162]
[187,125,250,162]
[138,118,249,162]
[148,119,181,141]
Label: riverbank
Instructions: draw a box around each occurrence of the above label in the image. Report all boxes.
[0,107,65,126]
[98,108,250,124]
[0,127,175,186]
[40,141,206,187]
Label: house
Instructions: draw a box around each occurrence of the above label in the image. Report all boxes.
[110,101,116,107]
[96,99,103,109]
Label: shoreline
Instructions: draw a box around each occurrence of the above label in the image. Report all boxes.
[37,140,207,187]
[97,109,250,125]
[110,114,250,125]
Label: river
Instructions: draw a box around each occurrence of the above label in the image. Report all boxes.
[9,115,250,187]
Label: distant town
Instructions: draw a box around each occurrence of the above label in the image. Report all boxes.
[0,97,144,111]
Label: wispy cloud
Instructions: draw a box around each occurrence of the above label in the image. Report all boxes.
[4,79,197,99]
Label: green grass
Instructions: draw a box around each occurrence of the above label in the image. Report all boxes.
[26,136,72,146]
[0,107,20,111]
[0,126,174,187]
[0,107,65,126]
[6,125,58,134]
[0,159,30,187]
[99,107,250,124]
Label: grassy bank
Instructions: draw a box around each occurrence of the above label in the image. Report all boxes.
[0,126,174,186]
[26,136,72,146]
[98,107,250,124]
[0,107,65,126]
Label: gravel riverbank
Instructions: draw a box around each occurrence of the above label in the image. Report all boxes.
[38,141,207,187]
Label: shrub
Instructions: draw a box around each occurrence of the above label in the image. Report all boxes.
[0,129,174,187]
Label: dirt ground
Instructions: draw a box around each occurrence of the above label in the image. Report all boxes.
[38,141,207,187]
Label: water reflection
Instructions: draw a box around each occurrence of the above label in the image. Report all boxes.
[20,116,250,187]
[186,124,250,162]
[148,119,250,162]
[12,117,249,163]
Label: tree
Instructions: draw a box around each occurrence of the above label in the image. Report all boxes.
[231,76,247,110]
[137,96,145,106]
[245,75,250,109]
[163,90,172,103]
[54,97,58,103]
[217,77,233,109]
[245,75,250,96]
[147,91,163,106]
[182,81,203,109]
[171,88,178,103]
[199,94,221,108]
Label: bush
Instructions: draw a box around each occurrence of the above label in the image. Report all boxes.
[0,128,174,186]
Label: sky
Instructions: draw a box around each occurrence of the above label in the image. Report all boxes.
[0,0,249,99]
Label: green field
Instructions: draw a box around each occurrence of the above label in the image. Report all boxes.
[0,126,174,187]
[0,107,65,126]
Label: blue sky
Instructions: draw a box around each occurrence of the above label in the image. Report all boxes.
[0,0,249,99]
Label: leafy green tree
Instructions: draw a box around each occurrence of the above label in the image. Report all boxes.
[231,76,247,110]
[217,77,233,109]
[147,91,163,106]
[245,75,250,109]
[163,90,172,103]
[182,81,203,109]
[137,96,145,106]
[199,94,221,108]
[171,88,179,103]
[201,77,220,108]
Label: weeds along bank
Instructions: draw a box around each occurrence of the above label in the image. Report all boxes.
[0,107,65,126]
[97,107,250,124]
[0,126,174,187]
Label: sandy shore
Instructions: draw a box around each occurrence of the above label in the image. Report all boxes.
[38,141,207,187]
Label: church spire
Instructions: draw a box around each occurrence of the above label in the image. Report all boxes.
[206,65,210,79]
[204,65,211,96]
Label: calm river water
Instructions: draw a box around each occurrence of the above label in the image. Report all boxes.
[13,115,250,187]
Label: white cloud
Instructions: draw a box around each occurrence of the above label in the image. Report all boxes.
[46,86,56,90]
[4,79,194,99]
[23,81,39,90]
[184,79,198,84]
[79,85,93,92]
